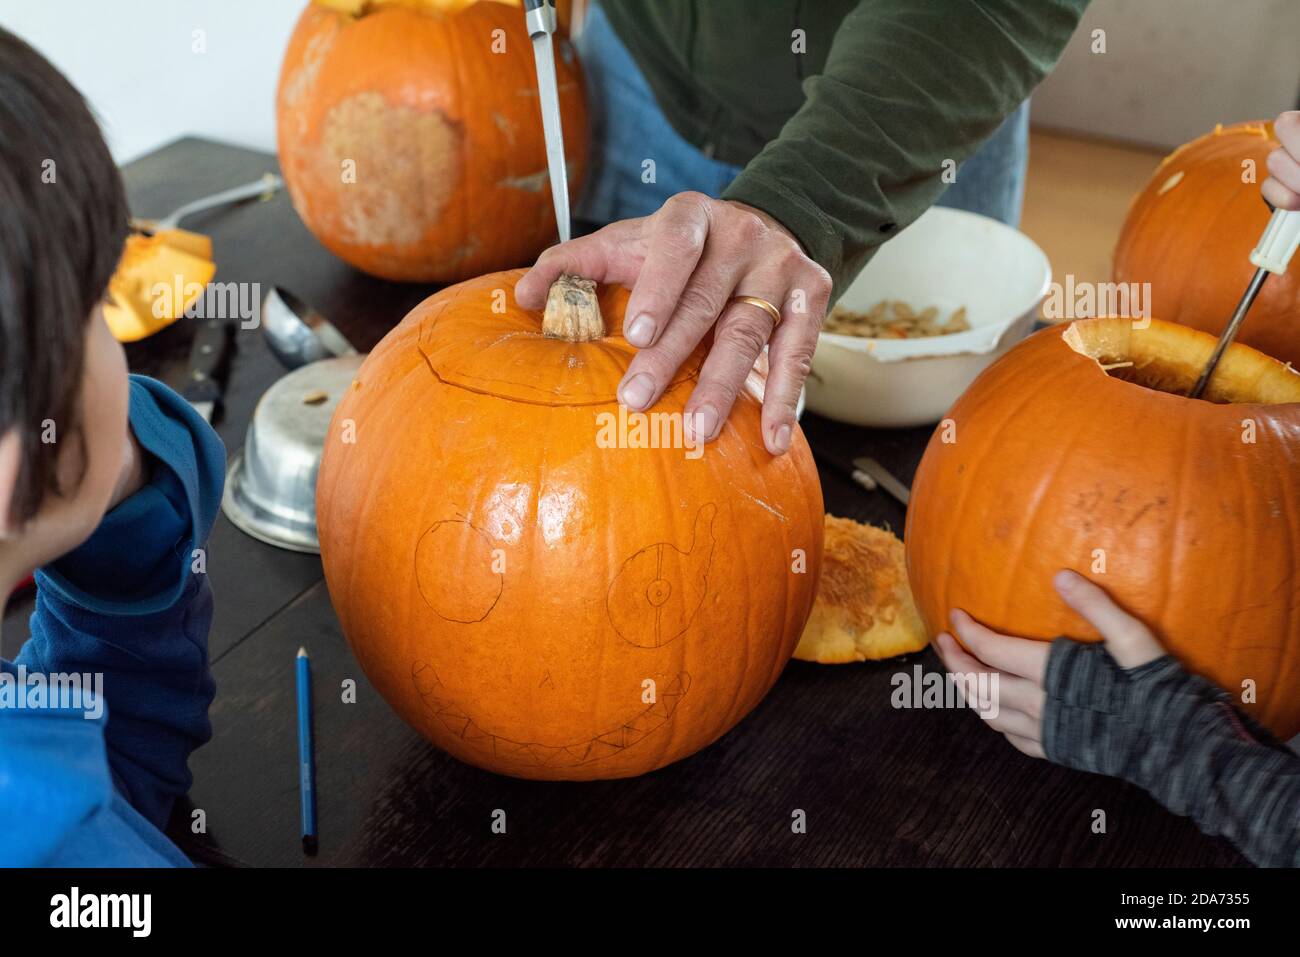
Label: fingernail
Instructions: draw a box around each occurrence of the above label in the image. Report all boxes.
[619,373,655,410]
[688,405,718,443]
[772,424,791,454]
[949,608,965,627]
[626,314,656,347]
[1055,569,1080,591]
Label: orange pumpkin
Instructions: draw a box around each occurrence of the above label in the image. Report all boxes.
[905,317,1300,738]
[276,0,588,282]
[316,270,824,779]
[1113,121,1299,367]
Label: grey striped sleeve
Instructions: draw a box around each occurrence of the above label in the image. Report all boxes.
[1041,638,1300,868]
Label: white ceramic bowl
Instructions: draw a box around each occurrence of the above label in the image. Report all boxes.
[807,206,1051,428]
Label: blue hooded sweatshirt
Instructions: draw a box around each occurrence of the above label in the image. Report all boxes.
[0,375,224,866]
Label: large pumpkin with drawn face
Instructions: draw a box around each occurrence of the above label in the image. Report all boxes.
[316,270,824,779]
[276,0,587,282]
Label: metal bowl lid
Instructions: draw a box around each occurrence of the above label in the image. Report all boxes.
[222,355,364,553]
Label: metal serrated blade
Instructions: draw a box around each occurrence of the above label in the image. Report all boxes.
[529,32,570,244]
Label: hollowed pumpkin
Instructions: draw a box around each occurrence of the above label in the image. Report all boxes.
[316,270,824,779]
[276,0,587,282]
[905,317,1300,737]
[1113,121,1299,367]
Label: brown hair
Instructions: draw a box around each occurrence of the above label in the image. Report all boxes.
[0,28,128,524]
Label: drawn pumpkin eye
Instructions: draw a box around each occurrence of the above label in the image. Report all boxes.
[415,520,502,625]
[607,504,716,648]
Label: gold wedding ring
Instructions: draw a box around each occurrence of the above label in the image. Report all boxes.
[730,295,782,327]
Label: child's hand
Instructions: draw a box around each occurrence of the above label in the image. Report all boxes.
[1263,110,1300,210]
[933,570,1166,758]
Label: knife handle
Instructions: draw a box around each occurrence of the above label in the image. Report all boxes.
[182,318,234,406]
[524,0,557,36]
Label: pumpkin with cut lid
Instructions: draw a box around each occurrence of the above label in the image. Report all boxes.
[315,270,824,779]
[905,317,1300,737]
[276,0,587,282]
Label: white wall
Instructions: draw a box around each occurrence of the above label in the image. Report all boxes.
[4,0,1297,163]
[0,0,305,163]
[1031,0,1300,149]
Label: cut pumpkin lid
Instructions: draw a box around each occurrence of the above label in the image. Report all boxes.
[314,0,517,17]
[416,275,704,406]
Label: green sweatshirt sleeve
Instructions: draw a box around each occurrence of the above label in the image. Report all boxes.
[721,0,1089,299]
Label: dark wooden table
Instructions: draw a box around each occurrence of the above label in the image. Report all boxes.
[2,138,1246,867]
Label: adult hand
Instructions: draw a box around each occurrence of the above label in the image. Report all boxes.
[516,192,832,455]
[1263,110,1300,210]
[932,569,1166,759]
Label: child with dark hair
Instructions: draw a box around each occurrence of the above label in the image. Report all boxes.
[0,27,224,866]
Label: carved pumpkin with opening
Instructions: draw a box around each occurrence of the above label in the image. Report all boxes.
[906,318,1300,738]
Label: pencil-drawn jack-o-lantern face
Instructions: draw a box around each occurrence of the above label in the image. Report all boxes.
[317,272,824,779]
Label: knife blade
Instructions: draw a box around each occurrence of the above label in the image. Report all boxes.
[182,318,235,423]
[524,0,570,244]
[852,456,911,507]
[1188,205,1299,399]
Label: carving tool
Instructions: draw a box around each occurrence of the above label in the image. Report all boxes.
[524,0,571,243]
[1189,206,1300,399]
[852,456,911,507]
[131,173,282,235]
[181,318,235,424]
[297,646,318,855]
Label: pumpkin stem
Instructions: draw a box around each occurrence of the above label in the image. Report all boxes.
[542,275,604,342]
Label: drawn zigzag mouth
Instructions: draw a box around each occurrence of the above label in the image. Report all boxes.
[411,662,692,770]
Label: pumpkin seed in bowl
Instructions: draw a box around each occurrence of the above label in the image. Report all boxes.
[823,300,971,339]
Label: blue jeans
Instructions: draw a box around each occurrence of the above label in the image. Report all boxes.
[575,2,1029,230]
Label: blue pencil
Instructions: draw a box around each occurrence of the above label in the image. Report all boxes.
[296,646,318,855]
